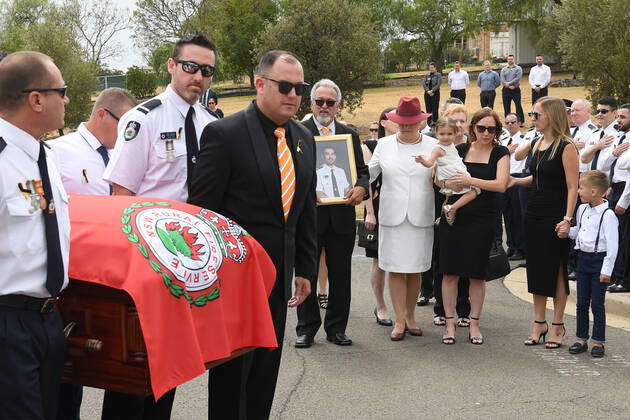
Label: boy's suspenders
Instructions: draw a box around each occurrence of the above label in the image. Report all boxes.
[577,206,613,254]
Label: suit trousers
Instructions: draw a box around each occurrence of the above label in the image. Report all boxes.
[0,306,65,420]
[424,92,440,125]
[208,285,288,420]
[531,87,548,105]
[610,182,628,287]
[498,183,524,254]
[101,389,176,420]
[480,90,496,109]
[296,230,354,337]
[450,89,466,104]
[502,87,524,123]
[56,384,82,420]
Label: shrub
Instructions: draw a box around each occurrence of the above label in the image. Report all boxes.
[126,66,158,99]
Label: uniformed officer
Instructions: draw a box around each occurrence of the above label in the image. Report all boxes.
[0,51,71,420]
[570,99,599,173]
[581,96,619,171]
[48,87,137,420]
[50,88,137,196]
[101,33,218,420]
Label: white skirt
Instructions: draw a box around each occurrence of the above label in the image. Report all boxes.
[378,218,433,273]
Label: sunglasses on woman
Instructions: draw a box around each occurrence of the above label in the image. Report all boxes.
[174,59,215,77]
[475,124,498,134]
[262,77,309,96]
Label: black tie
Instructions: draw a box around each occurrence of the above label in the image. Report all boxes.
[610,134,627,181]
[591,130,605,170]
[37,141,64,297]
[571,126,579,138]
[331,169,340,196]
[185,106,199,187]
[96,145,113,195]
[507,136,513,146]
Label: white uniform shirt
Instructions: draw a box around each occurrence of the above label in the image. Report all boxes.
[569,202,619,276]
[613,133,630,188]
[103,85,217,202]
[313,118,336,136]
[528,64,551,89]
[0,117,70,297]
[583,122,619,172]
[572,120,599,172]
[603,130,628,183]
[49,123,111,195]
[618,180,630,210]
[316,165,350,198]
[447,70,469,90]
[501,131,527,174]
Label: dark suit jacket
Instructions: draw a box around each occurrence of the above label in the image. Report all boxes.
[189,103,318,302]
[303,117,369,235]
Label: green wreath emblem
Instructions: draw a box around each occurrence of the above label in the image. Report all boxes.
[120,201,220,307]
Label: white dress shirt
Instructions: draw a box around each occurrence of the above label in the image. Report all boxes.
[316,164,350,198]
[103,85,217,202]
[501,131,527,174]
[569,202,619,276]
[313,118,336,136]
[583,122,619,172]
[49,123,111,195]
[618,181,630,210]
[447,70,470,90]
[528,64,551,89]
[572,120,599,172]
[602,130,628,183]
[0,117,70,297]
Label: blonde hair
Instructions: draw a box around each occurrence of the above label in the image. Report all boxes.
[434,117,458,134]
[531,96,573,159]
[580,170,609,194]
[443,104,467,117]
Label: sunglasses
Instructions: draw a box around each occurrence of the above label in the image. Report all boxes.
[596,109,610,115]
[475,124,498,134]
[262,77,309,96]
[174,59,215,77]
[529,111,542,120]
[207,101,216,105]
[104,108,120,121]
[369,128,379,132]
[22,85,67,98]
[314,99,337,107]
[505,120,519,125]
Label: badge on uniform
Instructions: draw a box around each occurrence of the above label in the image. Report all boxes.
[124,121,141,141]
[18,179,46,213]
[297,139,303,154]
[161,131,178,162]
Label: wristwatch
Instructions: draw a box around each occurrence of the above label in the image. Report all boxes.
[563,216,572,222]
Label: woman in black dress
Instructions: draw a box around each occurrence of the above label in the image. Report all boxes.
[439,108,510,344]
[511,97,578,348]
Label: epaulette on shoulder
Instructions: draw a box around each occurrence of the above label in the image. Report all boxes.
[0,137,6,154]
[520,134,525,138]
[202,105,219,119]
[137,98,162,115]
[588,123,597,131]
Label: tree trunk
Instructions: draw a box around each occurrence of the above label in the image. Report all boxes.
[248,68,255,89]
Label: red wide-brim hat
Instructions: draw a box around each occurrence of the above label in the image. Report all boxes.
[386,97,432,124]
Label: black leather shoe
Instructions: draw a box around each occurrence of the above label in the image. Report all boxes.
[609,284,630,293]
[568,271,577,281]
[568,341,588,354]
[607,283,620,292]
[326,332,352,346]
[591,345,605,358]
[416,295,431,306]
[294,335,314,348]
[508,251,525,261]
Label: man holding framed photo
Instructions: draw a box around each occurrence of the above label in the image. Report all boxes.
[296,78,369,348]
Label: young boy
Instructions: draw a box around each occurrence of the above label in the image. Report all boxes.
[565,170,619,357]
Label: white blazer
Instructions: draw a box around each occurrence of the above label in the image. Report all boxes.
[368,134,437,227]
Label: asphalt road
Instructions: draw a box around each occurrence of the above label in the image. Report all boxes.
[80,247,630,419]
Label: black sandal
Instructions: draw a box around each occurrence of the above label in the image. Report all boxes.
[545,322,566,349]
[468,316,483,345]
[317,293,328,309]
[457,317,470,328]
[442,316,456,345]
[524,320,548,346]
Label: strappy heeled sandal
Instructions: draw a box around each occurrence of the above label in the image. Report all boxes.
[433,315,446,326]
[545,322,566,349]
[468,316,483,345]
[524,320,548,346]
[317,293,328,309]
[457,317,470,328]
[442,316,456,345]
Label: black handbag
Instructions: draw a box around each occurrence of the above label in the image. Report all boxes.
[357,221,378,251]
[485,242,511,281]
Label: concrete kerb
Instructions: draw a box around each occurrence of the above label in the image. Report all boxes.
[503,266,630,332]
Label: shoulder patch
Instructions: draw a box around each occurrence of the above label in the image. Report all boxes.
[124,121,141,141]
[588,123,597,130]
[0,137,6,154]
[137,98,162,115]
[520,134,525,138]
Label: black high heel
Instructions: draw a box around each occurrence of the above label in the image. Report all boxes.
[524,320,548,346]
[545,322,566,349]
[468,316,483,345]
[442,316,456,345]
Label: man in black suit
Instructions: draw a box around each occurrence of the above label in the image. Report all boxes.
[188,50,317,420]
[294,79,369,348]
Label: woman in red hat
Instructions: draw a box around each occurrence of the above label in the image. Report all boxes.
[367,97,437,340]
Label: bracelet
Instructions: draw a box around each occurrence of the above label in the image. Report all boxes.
[562,216,572,222]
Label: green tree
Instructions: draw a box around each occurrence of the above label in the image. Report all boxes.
[257,0,381,118]
[213,0,277,87]
[126,66,158,99]
[147,42,174,86]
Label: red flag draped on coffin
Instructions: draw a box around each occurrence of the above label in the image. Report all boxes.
[66,194,278,398]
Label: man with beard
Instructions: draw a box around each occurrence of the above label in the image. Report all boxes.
[102,33,218,420]
[316,146,351,199]
[295,79,369,348]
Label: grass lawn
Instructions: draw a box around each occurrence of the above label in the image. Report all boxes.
[218,73,587,138]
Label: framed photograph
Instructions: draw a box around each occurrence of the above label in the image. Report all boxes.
[314,134,357,205]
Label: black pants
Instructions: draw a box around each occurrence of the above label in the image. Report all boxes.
[424,91,440,125]
[296,230,354,337]
[450,89,466,104]
[57,384,82,420]
[208,285,288,420]
[480,90,496,109]
[610,182,629,287]
[101,389,176,420]
[498,182,524,254]
[531,87,548,105]
[502,87,524,123]
[0,306,65,420]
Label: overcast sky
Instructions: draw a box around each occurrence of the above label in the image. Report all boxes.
[103,0,144,71]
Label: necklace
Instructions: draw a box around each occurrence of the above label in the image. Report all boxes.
[534,139,552,191]
[396,133,421,145]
